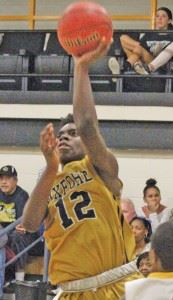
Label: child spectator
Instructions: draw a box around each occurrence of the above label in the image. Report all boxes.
[136,252,152,277]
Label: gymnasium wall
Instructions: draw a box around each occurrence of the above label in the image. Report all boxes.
[0,148,172,211]
[0,0,173,29]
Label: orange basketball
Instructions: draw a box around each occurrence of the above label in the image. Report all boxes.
[57,1,113,56]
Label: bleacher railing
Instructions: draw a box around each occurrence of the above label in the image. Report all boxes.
[0,217,49,282]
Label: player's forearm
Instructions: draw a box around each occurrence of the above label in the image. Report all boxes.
[22,167,56,232]
[73,62,98,133]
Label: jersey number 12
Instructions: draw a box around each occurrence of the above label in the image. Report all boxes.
[56,191,96,229]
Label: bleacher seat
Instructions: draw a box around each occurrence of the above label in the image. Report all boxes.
[70,56,118,92]
[0,55,23,90]
[42,32,67,55]
[30,55,71,91]
[89,57,118,92]
[28,32,71,91]
[0,32,45,55]
[122,71,167,93]
[0,32,45,91]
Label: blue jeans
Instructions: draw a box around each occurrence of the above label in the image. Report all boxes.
[0,247,5,298]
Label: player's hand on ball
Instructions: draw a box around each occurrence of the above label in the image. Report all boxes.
[40,123,59,169]
[74,37,112,66]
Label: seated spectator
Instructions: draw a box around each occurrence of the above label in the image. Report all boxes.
[120,7,173,74]
[108,32,140,78]
[0,165,41,283]
[136,251,152,277]
[136,41,173,73]
[120,197,137,223]
[130,216,152,256]
[120,33,141,71]
[138,178,171,233]
[124,221,173,300]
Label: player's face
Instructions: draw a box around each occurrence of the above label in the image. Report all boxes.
[57,123,85,165]
[131,219,148,243]
[0,176,17,194]
[138,257,152,277]
[155,10,171,29]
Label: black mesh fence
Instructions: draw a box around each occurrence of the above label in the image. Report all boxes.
[15,280,47,300]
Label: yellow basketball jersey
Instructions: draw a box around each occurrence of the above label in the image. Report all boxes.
[44,156,135,285]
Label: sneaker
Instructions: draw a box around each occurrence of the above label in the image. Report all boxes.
[133,62,150,75]
[3,280,15,294]
[46,283,57,295]
[108,57,120,82]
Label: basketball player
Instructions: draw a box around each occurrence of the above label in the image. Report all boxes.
[23,39,137,299]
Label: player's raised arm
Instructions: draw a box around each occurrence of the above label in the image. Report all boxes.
[22,123,59,232]
[73,39,120,195]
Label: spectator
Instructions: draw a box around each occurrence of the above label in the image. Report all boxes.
[108,32,140,79]
[120,197,137,223]
[136,252,152,277]
[0,165,40,282]
[138,178,171,232]
[137,41,173,73]
[120,7,173,74]
[124,221,173,300]
[130,216,152,256]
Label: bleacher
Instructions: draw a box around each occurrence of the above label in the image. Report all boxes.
[0,29,172,94]
[0,29,172,151]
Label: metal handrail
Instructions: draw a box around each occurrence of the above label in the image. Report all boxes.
[0,73,172,78]
[0,218,49,282]
[0,29,172,33]
[0,217,22,238]
[5,235,43,268]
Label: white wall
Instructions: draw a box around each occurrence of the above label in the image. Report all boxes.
[116,150,173,210]
[0,148,45,195]
[0,148,173,211]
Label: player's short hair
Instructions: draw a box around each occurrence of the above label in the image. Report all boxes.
[59,114,74,129]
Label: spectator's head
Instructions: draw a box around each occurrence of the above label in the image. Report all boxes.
[57,114,85,166]
[130,216,152,244]
[120,197,136,223]
[156,7,173,29]
[143,178,161,212]
[150,221,173,272]
[136,251,152,277]
[0,165,18,195]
